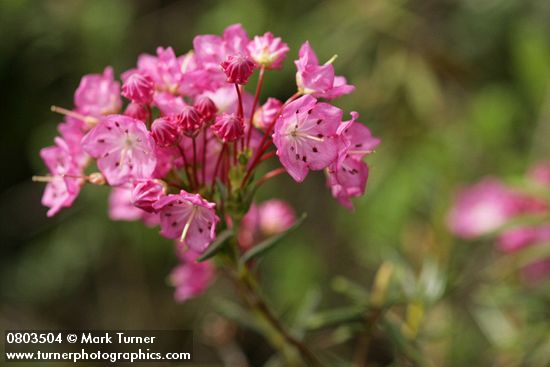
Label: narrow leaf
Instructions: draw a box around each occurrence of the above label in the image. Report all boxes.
[196,229,234,262]
[240,213,307,264]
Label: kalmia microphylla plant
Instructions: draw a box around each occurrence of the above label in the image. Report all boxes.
[34,24,379,365]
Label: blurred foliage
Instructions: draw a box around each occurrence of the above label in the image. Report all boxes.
[1,0,550,365]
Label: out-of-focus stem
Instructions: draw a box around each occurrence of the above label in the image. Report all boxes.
[247,65,265,148]
[254,167,286,190]
[233,264,324,367]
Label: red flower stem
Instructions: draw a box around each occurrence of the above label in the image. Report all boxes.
[260,150,276,162]
[177,143,194,190]
[233,141,238,165]
[192,137,199,188]
[235,83,246,151]
[242,92,301,187]
[254,167,286,189]
[146,105,153,128]
[201,127,208,186]
[247,65,265,148]
[211,144,226,191]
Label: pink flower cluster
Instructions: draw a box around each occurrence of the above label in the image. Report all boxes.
[35,24,379,301]
[448,163,550,282]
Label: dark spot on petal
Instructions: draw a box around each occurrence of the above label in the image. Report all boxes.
[198,228,203,233]
[290,146,295,151]
[295,153,300,160]
[316,119,322,125]
[165,213,172,217]
[115,121,120,128]
[115,162,120,167]
[171,221,177,227]
[308,109,313,114]
[355,144,363,148]
[296,109,300,114]
[312,147,318,153]
[317,134,324,138]
[302,156,307,162]
[98,139,105,143]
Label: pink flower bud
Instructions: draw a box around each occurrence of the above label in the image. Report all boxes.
[175,106,202,137]
[122,72,154,104]
[131,179,166,213]
[194,96,218,122]
[151,116,179,147]
[211,113,244,142]
[220,54,255,85]
[124,102,150,121]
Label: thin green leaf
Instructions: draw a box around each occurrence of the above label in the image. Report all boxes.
[196,229,234,262]
[306,306,366,330]
[240,213,307,264]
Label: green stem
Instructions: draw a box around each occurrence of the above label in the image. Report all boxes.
[229,258,324,366]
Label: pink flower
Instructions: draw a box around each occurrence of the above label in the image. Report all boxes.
[121,71,154,104]
[193,24,250,88]
[272,95,342,182]
[447,179,523,239]
[211,113,244,142]
[498,225,550,253]
[108,186,160,226]
[151,116,179,148]
[327,157,370,210]
[528,162,550,186]
[221,54,255,85]
[153,92,187,116]
[194,95,218,122]
[257,200,296,235]
[131,179,166,213]
[153,191,220,252]
[239,200,296,248]
[124,102,150,121]
[170,249,215,302]
[136,47,181,93]
[326,112,380,209]
[522,259,550,283]
[74,66,121,116]
[81,115,157,186]
[253,98,282,130]
[39,137,84,217]
[108,186,144,221]
[336,112,381,158]
[295,42,355,99]
[248,32,290,69]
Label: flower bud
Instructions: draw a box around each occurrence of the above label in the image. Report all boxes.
[193,96,218,123]
[131,179,166,213]
[151,116,178,147]
[175,106,202,137]
[122,72,154,104]
[211,113,244,142]
[220,54,255,85]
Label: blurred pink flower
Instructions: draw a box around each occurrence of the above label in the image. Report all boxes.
[170,249,215,302]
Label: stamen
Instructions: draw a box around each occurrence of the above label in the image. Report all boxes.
[51,105,98,126]
[32,175,53,183]
[324,54,338,65]
[180,207,197,243]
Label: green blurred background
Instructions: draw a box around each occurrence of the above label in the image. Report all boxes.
[1,0,550,365]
